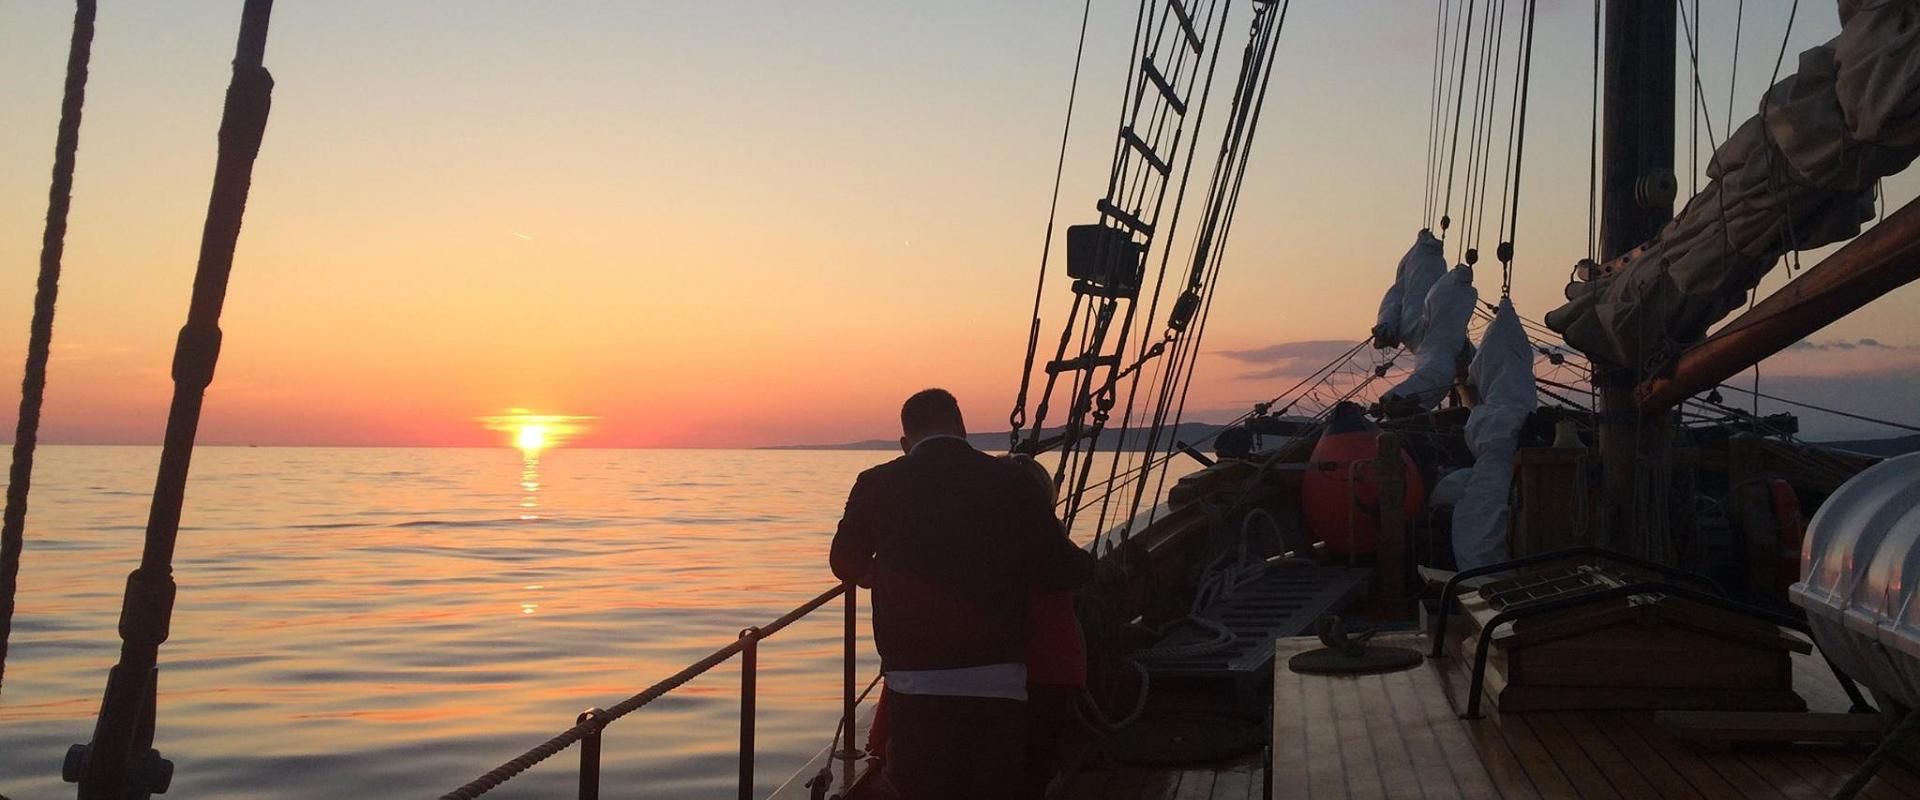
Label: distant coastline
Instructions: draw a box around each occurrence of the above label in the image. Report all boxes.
[763,422,1231,452]
[764,428,1920,457]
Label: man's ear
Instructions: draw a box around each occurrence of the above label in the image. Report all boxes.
[899,436,911,454]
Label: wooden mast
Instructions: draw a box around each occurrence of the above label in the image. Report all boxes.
[1596,0,1677,560]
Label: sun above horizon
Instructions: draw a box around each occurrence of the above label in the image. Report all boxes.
[478,410,595,452]
[515,424,549,452]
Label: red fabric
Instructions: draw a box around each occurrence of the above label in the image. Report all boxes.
[868,589,1086,758]
[1026,590,1086,688]
[867,689,891,758]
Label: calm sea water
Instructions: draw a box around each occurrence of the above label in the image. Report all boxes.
[0,446,907,799]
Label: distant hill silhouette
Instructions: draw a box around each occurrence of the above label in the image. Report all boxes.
[766,422,1231,452]
[776,427,1920,457]
[1813,434,1920,457]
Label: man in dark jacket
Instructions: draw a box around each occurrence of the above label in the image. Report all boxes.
[830,388,1093,800]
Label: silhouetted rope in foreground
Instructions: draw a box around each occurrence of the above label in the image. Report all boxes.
[0,0,97,696]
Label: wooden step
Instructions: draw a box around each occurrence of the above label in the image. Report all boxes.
[1656,710,1884,747]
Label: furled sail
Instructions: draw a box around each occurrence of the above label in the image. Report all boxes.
[1547,1,1920,369]
[1372,229,1448,351]
[1452,298,1538,570]
[1381,263,1477,412]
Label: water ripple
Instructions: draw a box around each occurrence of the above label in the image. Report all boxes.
[0,446,886,799]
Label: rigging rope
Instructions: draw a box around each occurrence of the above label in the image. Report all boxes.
[1438,0,1479,239]
[1116,1,1291,539]
[1010,0,1098,449]
[1676,0,1724,154]
[1585,0,1600,262]
[1728,0,1744,140]
[0,0,96,695]
[72,3,276,794]
[1021,0,1227,477]
[1496,0,1538,298]
[1688,0,1701,197]
[1457,0,1501,262]
[1096,0,1240,531]
[1717,384,1920,435]
[1423,0,1450,227]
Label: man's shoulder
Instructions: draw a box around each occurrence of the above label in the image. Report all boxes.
[851,455,911,488]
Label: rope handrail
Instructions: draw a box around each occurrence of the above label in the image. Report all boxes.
[440,582,852,800]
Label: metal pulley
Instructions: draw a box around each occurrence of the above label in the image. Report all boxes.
[1167,289,1201,332]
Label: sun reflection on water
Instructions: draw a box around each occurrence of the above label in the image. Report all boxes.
[518,452,541,522]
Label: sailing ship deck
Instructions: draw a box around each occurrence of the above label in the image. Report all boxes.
[1061,633,1920,800]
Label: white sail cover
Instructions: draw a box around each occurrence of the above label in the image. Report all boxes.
[1547,1,1920,367]
[1453,298,1538,570]
[1381,264,1477,411]
[1372,229,1448,350]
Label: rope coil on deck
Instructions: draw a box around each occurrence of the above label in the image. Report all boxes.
[440,583,849,799]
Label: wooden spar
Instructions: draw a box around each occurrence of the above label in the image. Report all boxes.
[1637,196,1920,412]
[1595,0,1676,560]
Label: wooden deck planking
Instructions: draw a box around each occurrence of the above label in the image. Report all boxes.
[1587,712,1727,800]
[1734,747,1840,800]
[1395,655,1522,798]
[1373,670,1463,800]
[1431,643,1580,798]
[1212,766,1255,800]
[1512,713,1625,799]
[1112,765,1180,800]
[1271,642,1313,797]
[1265,633,1920,800]
[1354,673,1425,800]
[1171,768,1219,800]
[1621,710,1794,800]
[1073,632,1920,800]
[1552,712,1675,798]
[1301,666,1356,798]
[1808,746,1918,800]
[1327,668,1390,799]
[1774,747,1861,798]
[1062,755,1264,800]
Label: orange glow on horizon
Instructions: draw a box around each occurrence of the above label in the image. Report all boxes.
[479,410,595,451]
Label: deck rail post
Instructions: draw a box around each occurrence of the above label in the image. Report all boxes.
[738,627,760,800]
[577,707,605,800]
[836,582,864,762]
[440,582,857,800]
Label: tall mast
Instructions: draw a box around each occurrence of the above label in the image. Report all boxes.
[1595,0,1676,560]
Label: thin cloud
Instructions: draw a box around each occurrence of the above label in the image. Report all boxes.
[1216,339,1360,381]
[1786,338,1906,351]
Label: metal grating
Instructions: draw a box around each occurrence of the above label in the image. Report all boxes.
[1479,564,1616,610]
[1134,565,1371,680]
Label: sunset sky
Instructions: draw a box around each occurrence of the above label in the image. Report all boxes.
[2,1,1916,448]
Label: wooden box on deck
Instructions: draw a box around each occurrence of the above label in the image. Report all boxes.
[1447,581,1809,713]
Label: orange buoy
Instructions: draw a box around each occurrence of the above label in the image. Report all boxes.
[1300,403,1424,559]
[1767,479,1806,593]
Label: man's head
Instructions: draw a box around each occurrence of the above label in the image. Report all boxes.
[899,388,966,453]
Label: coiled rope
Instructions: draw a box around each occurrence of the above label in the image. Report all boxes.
[0,0,97,695]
